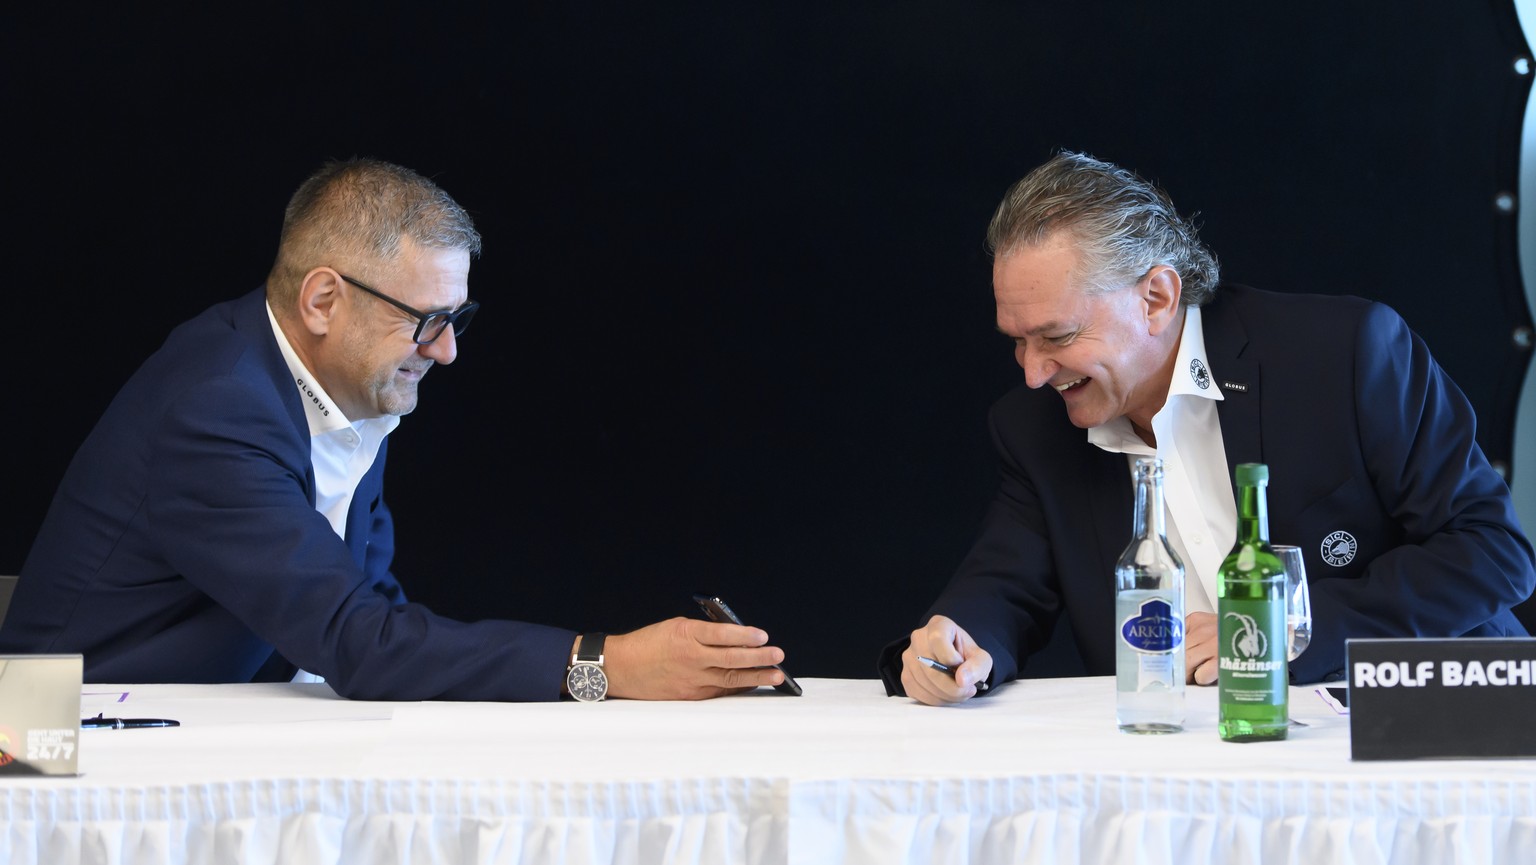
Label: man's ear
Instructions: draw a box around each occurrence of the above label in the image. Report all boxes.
[296,268,344,337]
[1142,265,1184,336]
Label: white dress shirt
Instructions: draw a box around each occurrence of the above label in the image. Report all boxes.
[266,302,399,681]
[1086,306,1235,614]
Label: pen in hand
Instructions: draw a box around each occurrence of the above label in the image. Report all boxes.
[916,656,990,691]
[81,713,180,729]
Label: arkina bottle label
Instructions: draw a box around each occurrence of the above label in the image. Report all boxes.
[1120,598,1184,653]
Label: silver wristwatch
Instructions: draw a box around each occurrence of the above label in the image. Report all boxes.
[566,632,609,702]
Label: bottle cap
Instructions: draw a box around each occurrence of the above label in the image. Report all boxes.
[1234,462,1269,485]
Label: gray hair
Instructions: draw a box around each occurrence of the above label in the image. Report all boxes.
[985,151,1219,306]
[268,158,481,306]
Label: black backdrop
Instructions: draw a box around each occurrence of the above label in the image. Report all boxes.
[6,2,1533,678]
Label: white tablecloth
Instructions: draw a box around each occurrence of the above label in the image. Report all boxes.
[1,677,1531,864]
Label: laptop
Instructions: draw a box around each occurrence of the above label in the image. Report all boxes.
[0,654,83,776]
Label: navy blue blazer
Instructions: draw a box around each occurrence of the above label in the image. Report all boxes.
[0,289,576,700]
[880,285,1534,691]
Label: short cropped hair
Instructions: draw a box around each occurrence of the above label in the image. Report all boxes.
[986,151,1220,306]
[267,158,481,306]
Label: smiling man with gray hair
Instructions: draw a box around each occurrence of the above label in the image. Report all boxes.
[881,151,1534,705]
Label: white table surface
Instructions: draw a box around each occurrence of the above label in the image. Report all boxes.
[2,677,1532,864]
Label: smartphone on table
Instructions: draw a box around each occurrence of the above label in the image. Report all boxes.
[692,593,803,696]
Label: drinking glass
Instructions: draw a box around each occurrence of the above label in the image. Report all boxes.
[1273,545,1312,661]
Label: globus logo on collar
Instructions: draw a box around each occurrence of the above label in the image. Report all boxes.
[295,377,331,417]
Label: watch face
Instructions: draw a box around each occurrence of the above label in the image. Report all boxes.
[567,662,608,702]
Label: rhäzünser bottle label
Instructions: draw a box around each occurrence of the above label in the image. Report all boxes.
[1218,597,1286,694]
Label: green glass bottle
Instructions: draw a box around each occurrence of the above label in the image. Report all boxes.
[1217,462,1288,742]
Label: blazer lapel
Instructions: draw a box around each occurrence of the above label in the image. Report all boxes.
[344,454,387,569]
[234,287,319,508]
[344,496,372,568]
[1204,296,1263,470]
[1089,446,1133,573]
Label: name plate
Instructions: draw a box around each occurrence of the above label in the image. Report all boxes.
[1347,638,1536,760]
[0,654,83,776]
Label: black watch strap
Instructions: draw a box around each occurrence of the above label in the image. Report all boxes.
[576,632,606,663]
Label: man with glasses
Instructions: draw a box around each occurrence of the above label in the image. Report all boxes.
[0,158,788,702]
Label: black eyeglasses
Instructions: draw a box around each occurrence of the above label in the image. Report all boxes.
[336,272,479,345]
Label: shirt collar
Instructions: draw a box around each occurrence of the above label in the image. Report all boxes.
[265,300,399,439]
[1165,305,1222,402]
[1086,305,1220,452]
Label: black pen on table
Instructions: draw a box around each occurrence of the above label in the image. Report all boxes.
[81,713,180,729]
[915,656,990,691]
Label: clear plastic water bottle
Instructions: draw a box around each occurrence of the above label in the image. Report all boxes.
[1115,457,1186,733]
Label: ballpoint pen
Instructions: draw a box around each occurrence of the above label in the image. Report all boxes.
[81,713,180,729]
[916,656,990,691]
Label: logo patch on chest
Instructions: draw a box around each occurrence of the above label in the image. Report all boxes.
[1322,530,1358,567]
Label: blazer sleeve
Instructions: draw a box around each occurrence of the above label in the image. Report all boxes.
[145,372,576,701]
[1293,303,1536,681]
[879,400,1066,695]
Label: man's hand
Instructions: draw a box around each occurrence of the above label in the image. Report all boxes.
[1185,611,1219,685]
[599,617,787,700]
[900,615,992,706]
